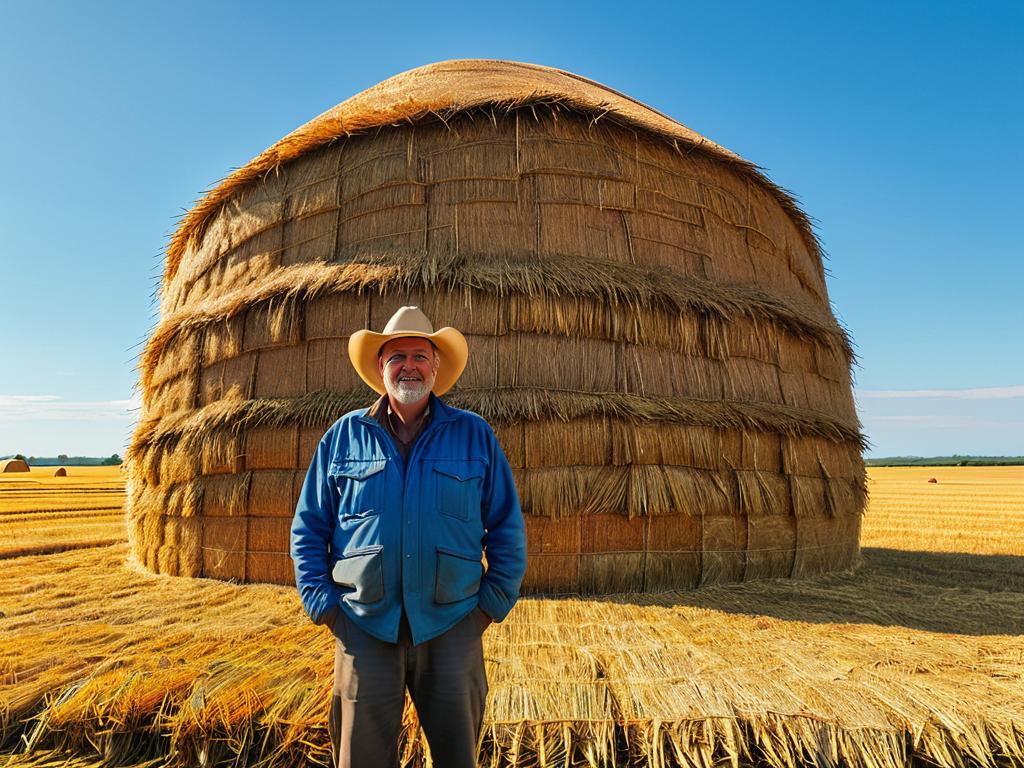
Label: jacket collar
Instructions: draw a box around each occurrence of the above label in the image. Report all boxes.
[427,392,458,423]
[357,391,456,427]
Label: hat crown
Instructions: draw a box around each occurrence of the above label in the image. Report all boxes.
[381,306,434,335]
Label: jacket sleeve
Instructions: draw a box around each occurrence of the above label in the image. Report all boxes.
[477,425,527,622]
[290,428,341,625]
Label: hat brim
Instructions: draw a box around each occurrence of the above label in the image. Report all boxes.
[348,327,468,396]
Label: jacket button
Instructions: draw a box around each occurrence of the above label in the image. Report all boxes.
[405,554,411,558]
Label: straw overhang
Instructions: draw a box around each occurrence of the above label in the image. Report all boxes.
[129,387,863,454]
[142,254,852,394]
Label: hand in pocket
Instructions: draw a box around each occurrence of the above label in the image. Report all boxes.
[475,606,493,633]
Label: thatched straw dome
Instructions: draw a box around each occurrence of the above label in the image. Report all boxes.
[128,59,865,591]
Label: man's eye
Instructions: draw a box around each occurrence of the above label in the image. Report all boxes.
[414,355,428,361]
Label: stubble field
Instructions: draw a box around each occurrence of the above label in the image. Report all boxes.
[0,467,125,559]
[0,465,1021,767]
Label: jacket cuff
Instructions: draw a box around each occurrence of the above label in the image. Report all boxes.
[321,604,341,629]
[477,580,515,622]
[312,583,341,626]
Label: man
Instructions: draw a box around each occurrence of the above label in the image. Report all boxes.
[290,305,527,768]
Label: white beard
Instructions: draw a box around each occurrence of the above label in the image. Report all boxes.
[388,378,432,404]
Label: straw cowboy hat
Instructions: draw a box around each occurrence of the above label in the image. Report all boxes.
[348,306,469,396]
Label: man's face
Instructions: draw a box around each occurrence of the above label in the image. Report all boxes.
[377,337,439,405]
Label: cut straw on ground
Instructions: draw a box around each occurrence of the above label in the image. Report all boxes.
[2,467,1022,768]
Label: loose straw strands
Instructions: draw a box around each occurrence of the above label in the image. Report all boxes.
[139,252,853,392]
[2,541,1022,768]
[463,388,864,446]
[126,387,864,468]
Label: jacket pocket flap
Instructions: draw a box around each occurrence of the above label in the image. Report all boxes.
[431,461,485,483]
[331,459,387,480]
[435,546,483,604]
[332,545,384,604]
[436,544,483,562]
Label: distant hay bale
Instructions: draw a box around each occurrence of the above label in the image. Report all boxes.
[1,458,29,473]
[928,477,938,484]
[127,59,865,591]
[54,467,68,477]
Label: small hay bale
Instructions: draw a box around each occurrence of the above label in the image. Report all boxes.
[54,467,67,477]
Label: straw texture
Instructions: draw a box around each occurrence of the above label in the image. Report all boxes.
[128,61,865,590]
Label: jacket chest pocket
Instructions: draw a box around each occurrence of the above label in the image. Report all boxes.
[330,458,388,522]
[432,460,486,522]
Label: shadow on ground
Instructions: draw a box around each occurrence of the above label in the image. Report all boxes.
[541,547,1024,637]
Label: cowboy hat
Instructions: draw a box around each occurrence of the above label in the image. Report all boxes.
[348,306,468,396]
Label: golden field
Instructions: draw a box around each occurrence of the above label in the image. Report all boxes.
[862,465,1024,556]
[0,465,1022,768]
[0,466,125,559]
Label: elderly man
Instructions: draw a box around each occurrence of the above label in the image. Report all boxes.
[290,305,527,768]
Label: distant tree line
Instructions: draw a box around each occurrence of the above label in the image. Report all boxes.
[3,453,122,466]
[865,455,1024,467]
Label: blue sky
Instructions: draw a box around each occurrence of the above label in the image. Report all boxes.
[1,1,1021,457]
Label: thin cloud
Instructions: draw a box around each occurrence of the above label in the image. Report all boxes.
[0,394,137,422]
[863,414,1024,427]
[857,385,1024,400]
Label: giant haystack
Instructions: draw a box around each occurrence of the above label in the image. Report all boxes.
[128,60,865,591]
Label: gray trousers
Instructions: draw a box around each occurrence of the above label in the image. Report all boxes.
[329,609,488,768]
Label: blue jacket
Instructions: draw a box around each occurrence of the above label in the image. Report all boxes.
[290,394,527,645]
